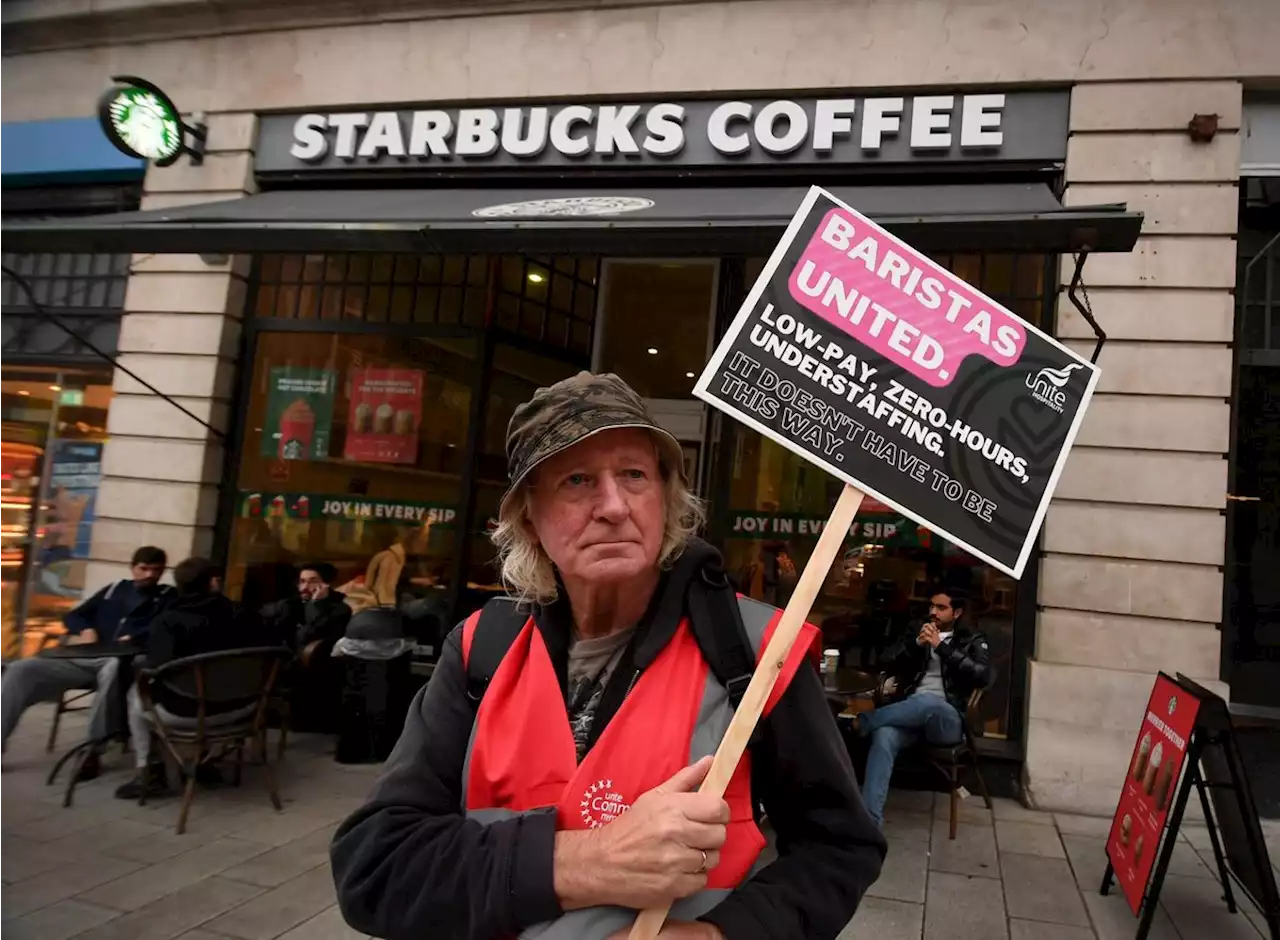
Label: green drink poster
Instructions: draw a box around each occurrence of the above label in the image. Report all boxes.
[262,368,336,460]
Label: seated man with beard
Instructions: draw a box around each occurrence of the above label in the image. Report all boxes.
[261,563,351,732]
[855,587,991,828]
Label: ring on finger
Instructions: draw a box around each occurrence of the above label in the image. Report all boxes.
[697,849,708,874]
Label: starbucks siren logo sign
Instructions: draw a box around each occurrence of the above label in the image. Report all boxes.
[107,89,181,160]
[98,76,204,167]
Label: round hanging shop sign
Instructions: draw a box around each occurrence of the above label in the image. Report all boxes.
[471,196,655,218]
[97,76,185,164]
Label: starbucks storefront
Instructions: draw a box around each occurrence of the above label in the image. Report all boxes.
[4,88,1141,760]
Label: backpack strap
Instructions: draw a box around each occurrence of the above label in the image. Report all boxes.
[462,597,529,706]
[685,562,757,711]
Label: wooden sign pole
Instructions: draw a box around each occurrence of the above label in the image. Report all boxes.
[628,483,866,940]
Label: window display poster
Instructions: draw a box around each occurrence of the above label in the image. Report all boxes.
[1105,673,1201,914]
[36,440,103,596]
[344,368,424,465]
[262,367,336,460]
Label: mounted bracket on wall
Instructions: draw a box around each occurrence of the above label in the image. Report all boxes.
[98,75,206,168]
[1068,248,1106,364]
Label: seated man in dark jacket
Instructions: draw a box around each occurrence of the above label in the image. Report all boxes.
[855,587,992,827]
[117,557,254,799]
[260,563,351,732]
[1,545,171,779]
[260,562,351,655]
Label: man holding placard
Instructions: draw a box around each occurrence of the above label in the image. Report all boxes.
[330,373,886,940]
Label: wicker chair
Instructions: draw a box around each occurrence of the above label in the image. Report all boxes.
[136,646,291,834]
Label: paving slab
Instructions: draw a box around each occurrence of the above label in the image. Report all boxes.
[78,837,272,912]
[882,809,933,845]
[274,905,365,940]
[1055,814,1114,839]
[219,826,337,888]
[1,855,146,921]
[1009,920,1096,940]
[929,818,1000,879]
[73,877,265,940]
[933,795,994,826]
[1061,834,1109,893]
[867,838,929,904]
[992,798,1055,825]
[1001,854,1091,928]
[923,870,1008,940]
[885,789,937,815]
[839,896,924,940]
[1158,872,1265,940]
[2,897,120,940]
[203,864,339,940]
[1083,889,1180,940]
[1165,840,1214,879]
[997,819,1067,858]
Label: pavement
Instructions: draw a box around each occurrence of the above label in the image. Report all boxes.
[2,701,1277,940]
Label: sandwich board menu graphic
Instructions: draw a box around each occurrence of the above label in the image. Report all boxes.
[1105,674,1201,914]
[694,186,1100,577]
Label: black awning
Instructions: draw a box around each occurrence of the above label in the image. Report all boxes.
[1,183,1142,255]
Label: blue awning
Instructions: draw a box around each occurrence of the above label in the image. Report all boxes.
[2,118,145,186]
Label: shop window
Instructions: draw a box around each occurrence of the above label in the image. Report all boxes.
[595,261,717,399]
[252,252,599,355]
[1,251,130,311]
[224,332,476,622]
[1,368,113,659]
[718,251,1051,740]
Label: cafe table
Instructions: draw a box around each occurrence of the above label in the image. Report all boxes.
[40,641,140,807]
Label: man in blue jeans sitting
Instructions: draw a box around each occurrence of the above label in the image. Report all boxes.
[857,587,992,827]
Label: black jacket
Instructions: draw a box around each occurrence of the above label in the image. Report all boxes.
[881,621,993,714]
[330,544,886,940]
[143,591,257,717]
[64,579,174,645]
[260,591,351,652]
[145,592,254,669]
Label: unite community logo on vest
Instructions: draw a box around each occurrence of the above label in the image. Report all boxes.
[579,778,633,829]
[1024,362,1083,414]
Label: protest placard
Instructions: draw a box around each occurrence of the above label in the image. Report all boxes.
[630,185,1100,939]
[695,185,1098,578]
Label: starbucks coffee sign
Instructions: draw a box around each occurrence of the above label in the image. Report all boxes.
[97,75,205,167]
[254,89,1068,176]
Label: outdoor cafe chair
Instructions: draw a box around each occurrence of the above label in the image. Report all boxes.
[870,679,995,839]
[135,646,291,834]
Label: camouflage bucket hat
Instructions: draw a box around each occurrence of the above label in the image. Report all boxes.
[501,371,685,514]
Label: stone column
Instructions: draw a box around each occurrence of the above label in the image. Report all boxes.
[1024,82,1240,814]
[85,114,256,590]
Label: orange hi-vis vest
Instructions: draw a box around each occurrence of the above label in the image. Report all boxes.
[460,596,819,938]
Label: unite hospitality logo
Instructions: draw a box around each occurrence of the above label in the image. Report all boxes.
[1025,362,1084,413]
[579,778,632,829]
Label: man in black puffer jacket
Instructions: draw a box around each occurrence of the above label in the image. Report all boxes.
[116,557,256,799]
[855,586,991,827]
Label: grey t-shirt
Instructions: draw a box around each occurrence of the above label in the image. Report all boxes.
[914,632,953,699]
[567,628,635,762]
